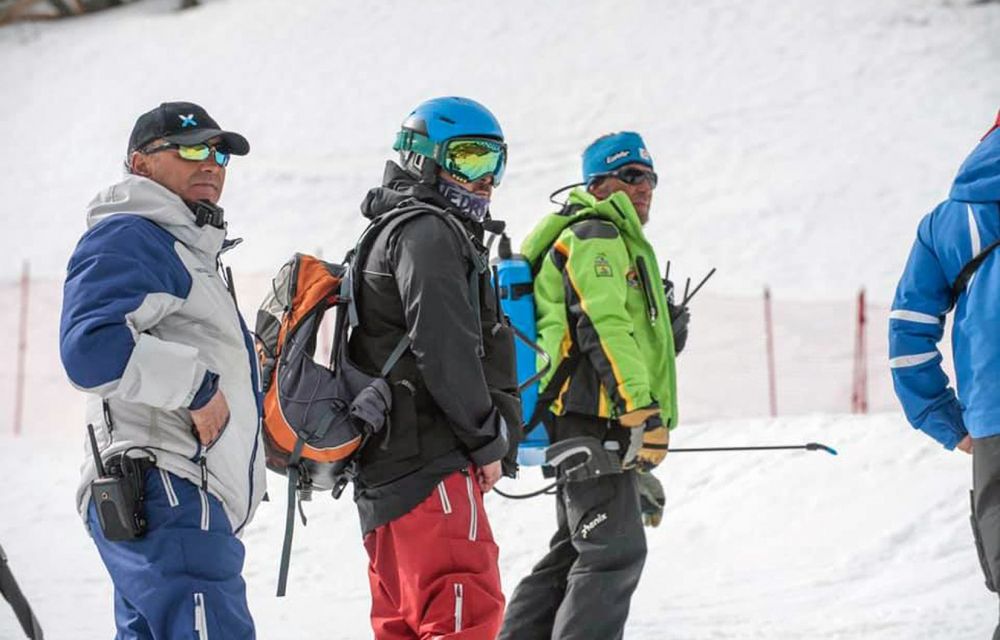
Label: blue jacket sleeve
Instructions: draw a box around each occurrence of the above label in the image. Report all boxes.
[889,213,967,449]
[59,216,203,407]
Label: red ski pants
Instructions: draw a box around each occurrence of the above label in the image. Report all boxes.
[363,468,505,640]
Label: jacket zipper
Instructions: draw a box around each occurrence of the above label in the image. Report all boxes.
[102,400,115,438]
[198,457,211,531]
[634,256,659,325]
[465,474,478,541]
[454,583,464,632]
[193,592,208,640]
[214,244,263,537]
[159,469,180,507]
[437,481,453,514]
[235,311,263,536]
[609,200,660,325]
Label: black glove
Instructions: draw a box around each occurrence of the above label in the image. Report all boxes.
[636,471,666,527]
[490,389,523,478]
[668,302,689,355]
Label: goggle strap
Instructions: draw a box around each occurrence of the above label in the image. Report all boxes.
[393,130,439,159]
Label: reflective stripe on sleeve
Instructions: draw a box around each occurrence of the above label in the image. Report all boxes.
[969,204,982,254]
[889,310,940,325]
[889,352,937,369]
[969,204,982,292]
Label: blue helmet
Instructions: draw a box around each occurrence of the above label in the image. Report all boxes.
[394,97,507,185]
[398,96,504,144]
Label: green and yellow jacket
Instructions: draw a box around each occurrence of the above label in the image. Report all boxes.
[522,188,677,429]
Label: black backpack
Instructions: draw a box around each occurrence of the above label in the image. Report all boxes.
[256,206,490,596]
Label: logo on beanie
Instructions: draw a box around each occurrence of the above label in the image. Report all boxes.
[179,114,198,128]
[639,147,651,161]
[606,150,630,165]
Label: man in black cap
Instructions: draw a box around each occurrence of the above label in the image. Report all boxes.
[60,102,266,638]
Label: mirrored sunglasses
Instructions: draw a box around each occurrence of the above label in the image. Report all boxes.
[600,166,658,188]
[143,142,230,167]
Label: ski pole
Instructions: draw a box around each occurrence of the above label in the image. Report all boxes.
[0,543,44,639]
[668,442,838,455]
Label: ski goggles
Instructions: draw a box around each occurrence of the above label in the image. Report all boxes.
[142,142,231,167]
[395,132,507,186]
[594,166,658,189]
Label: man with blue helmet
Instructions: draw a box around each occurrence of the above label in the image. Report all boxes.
[347,97,520,639]
[890,111,1000,636]
[499,132,679,640]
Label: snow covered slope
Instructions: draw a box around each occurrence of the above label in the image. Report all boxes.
[0,0,998,301]
[0,414,992,638]
[0,0,998,637]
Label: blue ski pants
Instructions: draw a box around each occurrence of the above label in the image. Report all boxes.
[87,468,255,639]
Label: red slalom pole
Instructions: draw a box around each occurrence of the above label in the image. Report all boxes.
[764,286,777,417]
[852,288,868,414]
[14,261,29,436]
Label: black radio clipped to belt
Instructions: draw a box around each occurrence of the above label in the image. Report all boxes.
[87,424,156,541]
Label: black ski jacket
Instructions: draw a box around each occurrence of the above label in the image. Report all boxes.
[349,162,520,533]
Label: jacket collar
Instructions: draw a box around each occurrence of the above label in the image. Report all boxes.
[567,187,645,240]
[86,175,227,264]
[360,161,484,239]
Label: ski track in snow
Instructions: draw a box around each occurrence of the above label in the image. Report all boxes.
[1,0,999,637]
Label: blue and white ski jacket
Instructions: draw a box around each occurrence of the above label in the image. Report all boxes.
[60,176,266,534]
[890,123,1000,449]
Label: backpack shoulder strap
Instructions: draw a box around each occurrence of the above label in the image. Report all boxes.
[951,236,1000,309]
[521,206,621,430]
[346,206,426,326]
[345,204,484,375]
[525,204,603,274]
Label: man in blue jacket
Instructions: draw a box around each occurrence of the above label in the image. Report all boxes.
[60,102,266,638]
[890,110,1000,635]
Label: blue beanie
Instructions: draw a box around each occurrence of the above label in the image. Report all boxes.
[582,132,654,184]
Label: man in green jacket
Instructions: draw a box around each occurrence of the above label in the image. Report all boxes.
[499,132,678,639]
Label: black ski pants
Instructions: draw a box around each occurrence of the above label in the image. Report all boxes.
[498,467,646,640]
[972,434,1000,640]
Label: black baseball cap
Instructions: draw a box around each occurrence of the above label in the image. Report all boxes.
[127,101,250,156]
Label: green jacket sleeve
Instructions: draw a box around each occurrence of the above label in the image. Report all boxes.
[553,219,657,423]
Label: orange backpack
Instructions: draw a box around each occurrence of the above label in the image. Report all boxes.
[256,254,385,489]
